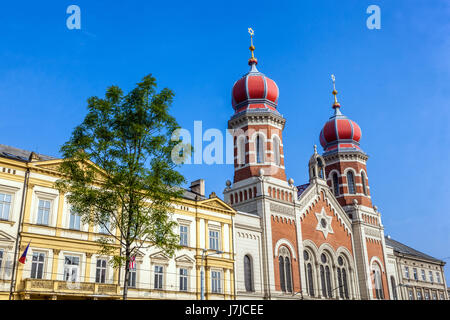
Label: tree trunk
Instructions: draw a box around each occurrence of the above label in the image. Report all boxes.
[123,248,130,300]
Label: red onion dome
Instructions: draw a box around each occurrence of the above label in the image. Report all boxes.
[319,101,362,154]
[231,63,279,114]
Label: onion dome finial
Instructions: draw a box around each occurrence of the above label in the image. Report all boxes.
[319,75,362,154]
[331,74,341,110]
[248,27,258,65]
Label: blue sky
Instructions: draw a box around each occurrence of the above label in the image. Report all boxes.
[1,1,449,282]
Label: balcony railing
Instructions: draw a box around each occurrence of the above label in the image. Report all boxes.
[22,278,120,297]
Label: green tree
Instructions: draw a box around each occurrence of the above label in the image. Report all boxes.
[55,74,189,299]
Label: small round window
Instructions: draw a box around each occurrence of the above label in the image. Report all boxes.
[338,256,344,266]
[321,218,327,228]
[321,253,327,263]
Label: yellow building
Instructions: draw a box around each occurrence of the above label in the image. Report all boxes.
[0,144,235,300]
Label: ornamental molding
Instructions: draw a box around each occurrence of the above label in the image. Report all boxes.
[315,207,334,239]
[269,202,294,215]
[323,151,369,163]
[364,227,381,239]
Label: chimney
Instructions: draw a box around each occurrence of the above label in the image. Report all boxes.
[190,179,205,197]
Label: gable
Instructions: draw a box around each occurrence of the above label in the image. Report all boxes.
[198,197,235,214]
[298,186,353,254]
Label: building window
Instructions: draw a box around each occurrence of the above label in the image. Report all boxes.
[95,259,107,283]
[436,272,441,283]
[31,252,45,279]
[255,135,264,164]
[180,225,189,246]
[421,269,426,281]
[154,266,164,289]
[408,289,414,300]
[0,249,3,272]
[209,229,220,251]
[278,247,292,293]
[179,268,188,291]
[273,137,280,166]
[372,263,384,299]
[439,292,444,300]
[320,253,333,298]
[413,268,418,280]
[361,172,367,195]
[429,271,434,283]
[0,193,12,220]
[404,266,409,279]
[332,173,339,196]
[244,255,254,292]
[64,255,80,282]
[211,270,222,293]
[154,265,164,289]
[390,276,398,300]
[337,256,350,299]
[98,220,110,234]
[304,250,315,297]
[128,266,136,288]
[432,291,437,300]
[346,172,356,194]
[37,199,51,225]
[69,209,81,230]
[416,289,422,300]
[424,290,430,300]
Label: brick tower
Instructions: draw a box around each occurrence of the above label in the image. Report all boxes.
[224,30,298,299]
[318,76,390,299]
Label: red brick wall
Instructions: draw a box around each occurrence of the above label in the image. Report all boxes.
[366,239,390,300]
[300,191,354,255]
[233,124,286,182]
[325,161,372,207]
[270,216,301,293]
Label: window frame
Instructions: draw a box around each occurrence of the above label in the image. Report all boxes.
[69,208,81,230]
[208,228,221,251]
[63,254,81,283]
[179,224,189,247]
[37,199,52,226]
[0,192,12,221]
[346,171,356,194]
[95,258,108,284]
[211,269,222,294]
[154,265,164,290]
[30,251,46,279]
[179,268,188,292]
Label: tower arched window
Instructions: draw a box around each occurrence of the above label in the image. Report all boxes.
[372,262,384,299]
[361,171,367,195]
[303,250,315,297]
[332,173,339,196]
[237,137,246,166]
[347,171,356,194]
[256,135,264,164]
[273,137,281,166]
[317,158,324,179]
[244,255,254,292]
[278,247,292,293]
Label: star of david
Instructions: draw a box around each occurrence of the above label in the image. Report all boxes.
[315,207,334,239]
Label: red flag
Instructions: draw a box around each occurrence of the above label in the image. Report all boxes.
[129,255,136,270]
[18,242,31,264]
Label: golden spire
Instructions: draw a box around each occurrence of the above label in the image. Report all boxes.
[331,74,340,108]
[248,28,258,65]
